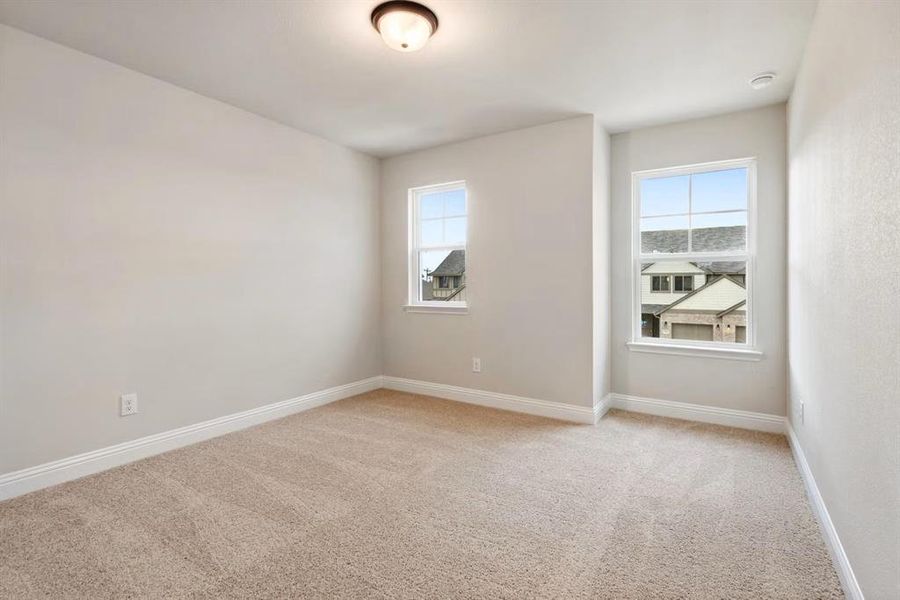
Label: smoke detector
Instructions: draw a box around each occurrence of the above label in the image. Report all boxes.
[749,73,777,90]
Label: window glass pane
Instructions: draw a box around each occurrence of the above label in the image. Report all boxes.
[640,174,689,216]
[691,168,747,213]
[691,212,746,252]
[640,259,747,344]
[641,215,689,253]
[418,249,465,302]
[444,217,466,245]
[419,193,443,219]
[420,219,443,246]
[443,190,466,217]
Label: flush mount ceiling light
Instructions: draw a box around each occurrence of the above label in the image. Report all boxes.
[749,72,777,90]
[371,1,438,52]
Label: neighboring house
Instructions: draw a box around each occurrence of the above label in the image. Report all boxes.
[656,276,747,342]
[641,226,747,342]
[424,249,467,302]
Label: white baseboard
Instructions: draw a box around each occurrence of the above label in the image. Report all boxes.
[0,375,864,600]
[382,376,597,424]
[0,375,383,502]
[608,392,786,433]
[594,393,612,423]
[787,424,863,600]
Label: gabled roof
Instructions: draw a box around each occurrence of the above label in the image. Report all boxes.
[717,300,747,317]
[430,249,465,276]
[641,225,745,254]
[653,274,745,315]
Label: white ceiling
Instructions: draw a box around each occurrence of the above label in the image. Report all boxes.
[0,0,817,157]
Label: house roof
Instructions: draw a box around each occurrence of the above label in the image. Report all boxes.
[694,261,746,274]
[641,225,745,254]
[654,274,745,315]
[640,261,745,274]
[641,304,669,314]
[717,300,747,317]
[430,250,465,276]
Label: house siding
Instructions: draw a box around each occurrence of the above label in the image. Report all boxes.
[673,278,745,311]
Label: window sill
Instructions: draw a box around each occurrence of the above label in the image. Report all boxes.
[402,304,468,315]
[626,341,762,362]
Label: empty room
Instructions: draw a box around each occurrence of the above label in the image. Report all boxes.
[0,1,897,598]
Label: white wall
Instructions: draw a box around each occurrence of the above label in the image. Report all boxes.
[0,25,381,474]
[381,117,602,407]
[611,104,787,415]
[787,1,900,597]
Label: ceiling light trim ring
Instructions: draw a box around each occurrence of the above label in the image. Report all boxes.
[371,1,439,35]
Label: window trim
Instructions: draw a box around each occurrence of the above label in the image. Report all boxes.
[406,180,468,313]
[630,157,759,358]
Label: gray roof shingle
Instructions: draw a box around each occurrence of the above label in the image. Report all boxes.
[430,250,465,276]
[694,261,746,274]
[641,225,745,254]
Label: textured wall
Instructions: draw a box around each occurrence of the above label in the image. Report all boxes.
[787,1,900,597]
[610,104,788,415]
[0,26,382,473]
[381,117,598,407]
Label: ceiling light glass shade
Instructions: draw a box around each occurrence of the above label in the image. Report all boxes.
[371,2,438,53]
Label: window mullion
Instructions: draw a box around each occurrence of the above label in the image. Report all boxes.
[687,173,693,253]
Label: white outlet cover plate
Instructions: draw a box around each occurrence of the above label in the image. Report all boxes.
[120,393,138,416]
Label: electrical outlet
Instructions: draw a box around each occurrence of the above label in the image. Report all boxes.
[120,393,138,417]
[799,401,804,425]
[472,357,481,373]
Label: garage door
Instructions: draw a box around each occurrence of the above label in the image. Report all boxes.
[672,323,714,341]
[735,326,747,343]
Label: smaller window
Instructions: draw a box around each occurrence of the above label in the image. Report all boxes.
[408,182,467,308]
[673,275,694,292]
[651,275,671,292]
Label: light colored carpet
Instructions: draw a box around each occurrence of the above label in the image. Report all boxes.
[0,389,843,599]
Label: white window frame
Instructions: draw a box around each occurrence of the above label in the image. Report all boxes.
[628,158,761,361]
[404,181,468,315]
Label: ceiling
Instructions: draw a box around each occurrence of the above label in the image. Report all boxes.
[0,0,817,157]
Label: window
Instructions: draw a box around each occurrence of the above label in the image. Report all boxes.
[632,159,755,352]
[651,275,670,292]
[673,275,693,292]
[408,181,467,311]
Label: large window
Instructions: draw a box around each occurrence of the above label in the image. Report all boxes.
[408,181,467,310]
[632,159,755,350]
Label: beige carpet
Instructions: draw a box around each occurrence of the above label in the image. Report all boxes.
[0,389,843,599]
